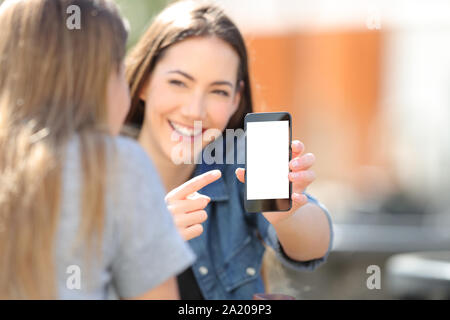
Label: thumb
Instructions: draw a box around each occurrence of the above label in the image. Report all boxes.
[235,168,245,184]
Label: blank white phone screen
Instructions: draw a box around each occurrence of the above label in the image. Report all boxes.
[247,120,289,200]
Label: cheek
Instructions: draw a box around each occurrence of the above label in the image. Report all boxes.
[145,81,179,118]
[144,86,182,154]
[207,100,238,130]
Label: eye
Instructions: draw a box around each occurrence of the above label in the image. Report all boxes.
[212,90,230,97]
[169,79,187,88]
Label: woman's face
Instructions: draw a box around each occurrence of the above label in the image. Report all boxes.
[107,62,131,135]
[139,36,242,163]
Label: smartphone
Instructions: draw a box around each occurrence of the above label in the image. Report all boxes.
[244,112,292,213]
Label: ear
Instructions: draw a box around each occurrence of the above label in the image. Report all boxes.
[139,79,150,102]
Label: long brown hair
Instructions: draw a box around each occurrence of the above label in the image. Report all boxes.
[0,0,128,299]
[125,0,253,131]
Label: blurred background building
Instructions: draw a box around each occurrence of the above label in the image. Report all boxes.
[115,0,450,299]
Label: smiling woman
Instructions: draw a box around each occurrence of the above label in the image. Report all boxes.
[124,0,333,300]
[136,36,242,167]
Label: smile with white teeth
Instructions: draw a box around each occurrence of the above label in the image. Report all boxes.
[169,120,203,137]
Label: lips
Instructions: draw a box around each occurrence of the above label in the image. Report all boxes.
[168,120,205,138]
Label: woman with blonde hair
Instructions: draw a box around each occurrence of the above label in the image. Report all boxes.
[0,0,194,299]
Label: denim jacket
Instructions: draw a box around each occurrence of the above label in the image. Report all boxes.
[187,145,334,300]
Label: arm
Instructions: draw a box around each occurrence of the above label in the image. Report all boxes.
[110,139,195,300]
[271,201,331,261]
[236,140,332,263]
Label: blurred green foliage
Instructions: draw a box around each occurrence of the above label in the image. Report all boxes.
[113,0,170,49]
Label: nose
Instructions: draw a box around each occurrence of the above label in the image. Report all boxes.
[180,91,207,120]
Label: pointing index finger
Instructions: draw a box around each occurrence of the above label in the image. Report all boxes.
[166,170,222,201]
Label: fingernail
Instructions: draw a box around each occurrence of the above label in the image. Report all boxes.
[211,170,221,177]
[290,171,315,181]
[292,159,300,169]
[304,153,315,164]
[293,141,304,149]
[289,172,300,180]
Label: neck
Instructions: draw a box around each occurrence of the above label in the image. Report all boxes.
[138,122,196,192]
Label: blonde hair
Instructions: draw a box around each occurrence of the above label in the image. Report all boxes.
[0,0,128,299]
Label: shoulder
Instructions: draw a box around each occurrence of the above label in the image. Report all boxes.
[102,135,159,183]
[64,134,161,199]
[102,136,168,239]
[65,134,149,166]
[108,135,151,166]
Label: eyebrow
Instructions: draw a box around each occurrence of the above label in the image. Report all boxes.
[167,70,234,88]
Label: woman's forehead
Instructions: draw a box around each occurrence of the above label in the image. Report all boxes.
[156,37,240,81]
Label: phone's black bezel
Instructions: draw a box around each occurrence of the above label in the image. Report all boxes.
[244,112,292,213]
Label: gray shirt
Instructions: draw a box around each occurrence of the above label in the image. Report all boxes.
[55,136,195,299]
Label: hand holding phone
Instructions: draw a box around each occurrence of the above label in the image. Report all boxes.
[239,112,316,217]
[243,112,292,213]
